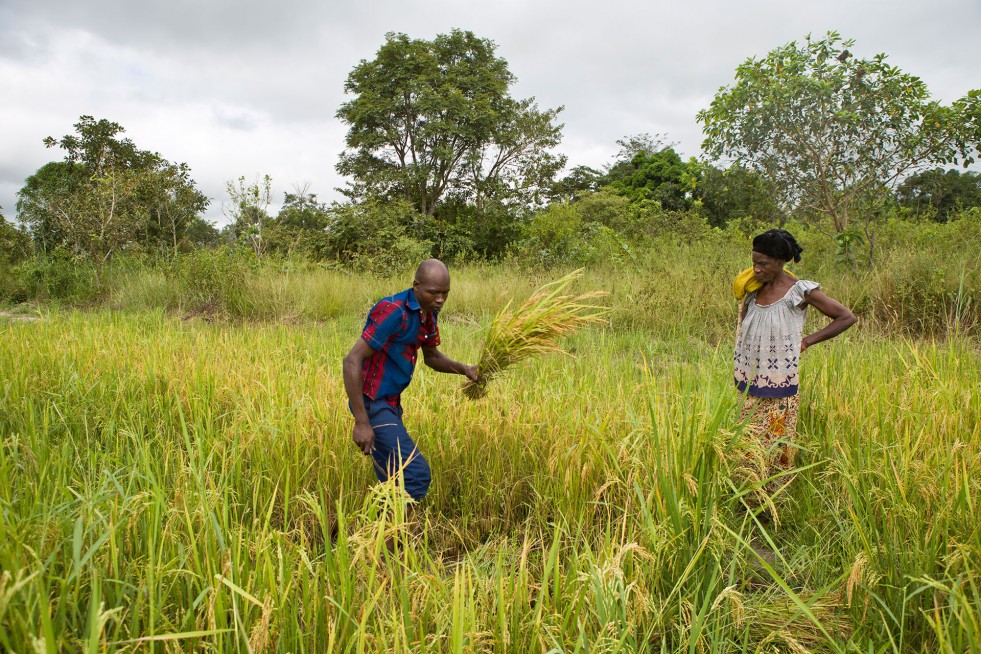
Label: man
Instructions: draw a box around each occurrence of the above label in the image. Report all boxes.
[342,259,477,501]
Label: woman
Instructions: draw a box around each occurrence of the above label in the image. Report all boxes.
[733,229,856,489]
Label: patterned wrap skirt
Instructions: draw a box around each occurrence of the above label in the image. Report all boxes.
[739,394,801,481]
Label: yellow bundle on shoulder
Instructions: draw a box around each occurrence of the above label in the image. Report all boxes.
[732,267,796,300]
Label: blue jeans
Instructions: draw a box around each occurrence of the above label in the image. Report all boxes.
[360,396,431,501]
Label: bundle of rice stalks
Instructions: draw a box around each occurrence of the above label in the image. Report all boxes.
[463,270,608,399]
[744,589,852,651]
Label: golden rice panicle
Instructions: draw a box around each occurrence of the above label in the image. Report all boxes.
[463,269,608,399]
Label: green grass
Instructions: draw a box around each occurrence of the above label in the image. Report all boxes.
[1,267,979,652]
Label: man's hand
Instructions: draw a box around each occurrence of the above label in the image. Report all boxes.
[352,421,375,455]
[422,346,479,381]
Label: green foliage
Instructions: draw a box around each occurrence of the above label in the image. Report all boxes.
[264,189,333,260]
[695,164,784,228]
[42,115,159,173]
[428,198,524,261]
[0,211,32,304]
[14,249,103,302]
[163,247,261,314]
[832,229,866,268]
[17,116,210,259]
[15,161,88,253]
[223,174,272,258]
[603,148,693,210]
[184,215,221,249]
[0,212,31,264]
[336,29,565,216]
[698,32,980,235]
[514,202,589,267]
[514,189,716,269]
[549,165,604,202]
[324,199,432,272]
[897,168,981,221]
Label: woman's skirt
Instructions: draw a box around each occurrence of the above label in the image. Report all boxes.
[739,394,801,488]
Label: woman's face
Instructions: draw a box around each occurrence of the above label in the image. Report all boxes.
[751,251,785,284]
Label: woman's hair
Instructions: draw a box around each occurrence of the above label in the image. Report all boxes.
[752,229,803,263]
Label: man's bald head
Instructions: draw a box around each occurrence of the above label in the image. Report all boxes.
[414,258,450,285]
[412,259,450,315]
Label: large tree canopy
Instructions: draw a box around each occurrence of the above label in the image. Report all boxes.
[602,148,693,211]
[336,30,565,216]
[698,32,980,234]
[17,116,210,259]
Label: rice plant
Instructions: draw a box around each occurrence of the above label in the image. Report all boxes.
[0,260,978,652]
[462,269,608,399]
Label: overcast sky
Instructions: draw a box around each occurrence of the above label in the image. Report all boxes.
[2,0,979,224]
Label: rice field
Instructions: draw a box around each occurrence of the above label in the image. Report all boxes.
[1,268,979,652]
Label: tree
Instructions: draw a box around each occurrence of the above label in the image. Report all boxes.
[42,116,159,174]
[18,160,144,262]
[602,148,695,211]
[612,132,676,161]
[698,32,980,251]
[223,175,272,258]
[324,199,431,271]
[18,116,210,258]
[15,161,87,254]
[695,164,784,228]
[896,168,981,221]
[550,165,604,203]
[0,210,31,264]
[267,185,332,259]
[336,30,565,217]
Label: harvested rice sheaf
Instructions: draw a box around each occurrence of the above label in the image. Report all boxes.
[462,270,608,399]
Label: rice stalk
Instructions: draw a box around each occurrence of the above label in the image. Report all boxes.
[462,269,608,399]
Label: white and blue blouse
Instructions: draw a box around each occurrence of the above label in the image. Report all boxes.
[734,279,820,398]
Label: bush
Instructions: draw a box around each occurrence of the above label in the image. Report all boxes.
[164,247,261,314]
[13,250,104,303]
[325,200,432,272]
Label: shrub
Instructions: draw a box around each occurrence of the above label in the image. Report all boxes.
[13,250,103,303]
[164,247,260,314]
[325,200,432,272]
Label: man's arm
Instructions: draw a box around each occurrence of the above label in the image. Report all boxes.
[422,346,478,381]
[342,338,378,454]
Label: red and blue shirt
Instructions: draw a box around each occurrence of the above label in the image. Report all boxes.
[360,288,440,404]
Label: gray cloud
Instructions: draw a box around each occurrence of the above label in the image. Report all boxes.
[2,0,979,224]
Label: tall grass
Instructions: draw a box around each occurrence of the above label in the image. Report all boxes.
[6,212,980,340]
[1,267,978,652]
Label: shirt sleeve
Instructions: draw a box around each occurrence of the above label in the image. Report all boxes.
[361,300,404,350]
[789,280,821,307]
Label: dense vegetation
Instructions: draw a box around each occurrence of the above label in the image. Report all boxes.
[0,28,979,653]
[2,33,980,296]
[2,257,979,652]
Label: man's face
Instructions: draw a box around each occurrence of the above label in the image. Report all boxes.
[751,251,785,284]
[413,277,450,314]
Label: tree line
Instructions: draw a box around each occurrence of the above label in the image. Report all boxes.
[2,30,980,276]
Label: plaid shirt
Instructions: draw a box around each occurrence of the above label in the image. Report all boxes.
[360,288,441,404]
